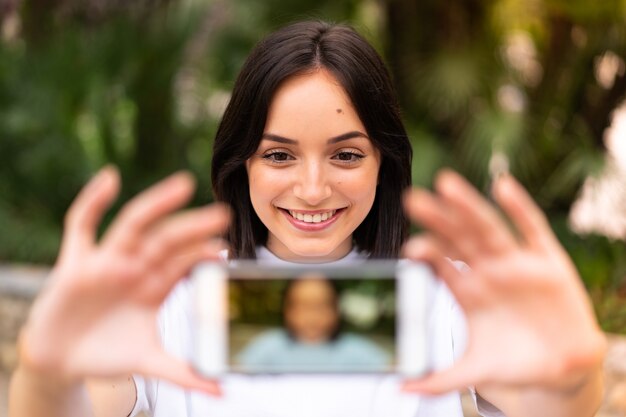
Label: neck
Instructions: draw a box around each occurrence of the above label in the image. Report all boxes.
[265,238,353,264]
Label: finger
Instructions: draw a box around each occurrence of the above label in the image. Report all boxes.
[142,350,222,396]
[402,356,486,395]
[403,187,506,262]
[60,166,120,260]
[402,189,471,256]
[138,240,228,302]
[141,204,231,267]
[492,174,558,251]
[433,170,517,254]
[402,235,484,310]
[102,172,196,251]
[402,235,462,281]
[163,240,227,290]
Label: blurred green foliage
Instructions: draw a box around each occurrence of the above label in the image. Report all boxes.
[1,0,626,331]
[229,279,396,334]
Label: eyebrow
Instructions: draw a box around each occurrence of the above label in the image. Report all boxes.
[261,131,369,145]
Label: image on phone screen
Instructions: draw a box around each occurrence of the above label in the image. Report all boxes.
[228,274,396,373]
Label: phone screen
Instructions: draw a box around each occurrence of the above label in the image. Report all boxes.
[228,274,396,373]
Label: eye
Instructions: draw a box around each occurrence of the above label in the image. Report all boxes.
[332,151,365,163]
[262,151,294,163]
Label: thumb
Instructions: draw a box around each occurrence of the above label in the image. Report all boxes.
[140,350,222,396]
[401,356,485,395]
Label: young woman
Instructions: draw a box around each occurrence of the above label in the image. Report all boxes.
[10,21,605,417]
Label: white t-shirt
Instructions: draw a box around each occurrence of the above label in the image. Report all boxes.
[131,247,504,417]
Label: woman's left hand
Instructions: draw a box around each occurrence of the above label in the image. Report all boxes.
[401,170,606,395]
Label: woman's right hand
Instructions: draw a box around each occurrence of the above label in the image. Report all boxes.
[17,166,229,394]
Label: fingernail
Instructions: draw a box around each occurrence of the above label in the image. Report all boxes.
[492,173,513,200]
[403,188,425,208]
[209,382,223,397]
[404,237,426,257]
[212,202,231,214]
[436,170,464,196]
[88,165,114,187]
[172,171,195,186]
[401,381,420,392]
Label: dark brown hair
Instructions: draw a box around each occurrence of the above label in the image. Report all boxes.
[211,20,412,259]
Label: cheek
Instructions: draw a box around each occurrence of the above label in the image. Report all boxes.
[249,163,290,184]
[285,310,299,326]
[323,311,337,326]
[247,167,273,223]
[336,168,378,202]
[247,164,282,204]
[247,164,264,190]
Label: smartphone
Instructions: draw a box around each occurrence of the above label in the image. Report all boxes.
[192,261,431,377]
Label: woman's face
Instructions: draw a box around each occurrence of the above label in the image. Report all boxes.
[284,279,339,343]
[246,69,381,262]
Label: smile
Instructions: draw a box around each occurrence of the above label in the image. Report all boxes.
[278,207,346,231]
[288,209,337,223]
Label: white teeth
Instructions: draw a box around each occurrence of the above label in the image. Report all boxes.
[287,209,338,223]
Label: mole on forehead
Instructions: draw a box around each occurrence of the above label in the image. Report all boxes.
[336,108,343,114]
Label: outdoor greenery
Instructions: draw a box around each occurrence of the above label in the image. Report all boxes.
[230,279,395,334]
[1,0,626,331]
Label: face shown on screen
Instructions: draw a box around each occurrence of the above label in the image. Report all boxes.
[246,69,381,262]
[284,279,340,344]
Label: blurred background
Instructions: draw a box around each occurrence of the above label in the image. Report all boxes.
[2,0,626,414]
[3,0,624,330]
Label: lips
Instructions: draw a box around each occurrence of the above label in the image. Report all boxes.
[279,207,346,231]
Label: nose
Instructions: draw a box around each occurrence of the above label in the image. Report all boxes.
[293,161,332,206]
